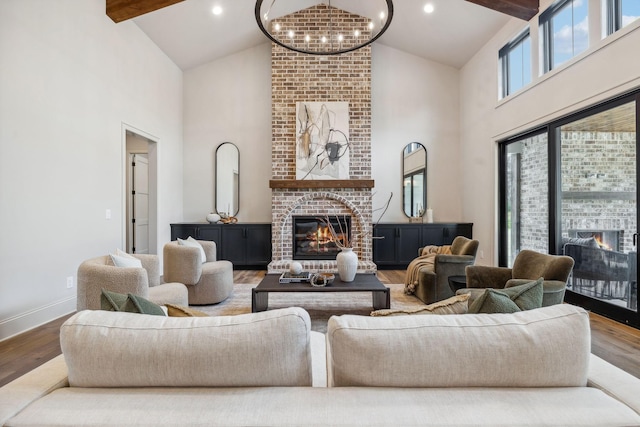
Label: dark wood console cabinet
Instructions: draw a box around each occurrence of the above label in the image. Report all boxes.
[373,223,473,269]
[170,223,272,269]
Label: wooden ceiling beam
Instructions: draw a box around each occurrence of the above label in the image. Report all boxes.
[106,0,185,23]
[465,0,539,21]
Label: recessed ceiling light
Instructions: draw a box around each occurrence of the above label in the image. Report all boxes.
[212,5,222,15]
[424,3,434,14]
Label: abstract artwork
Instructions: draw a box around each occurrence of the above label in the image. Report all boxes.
[296,101,350,179]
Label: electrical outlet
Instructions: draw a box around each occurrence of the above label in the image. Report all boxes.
[66,276,74,289]
[105,209,111,220]
[479,250,485,259]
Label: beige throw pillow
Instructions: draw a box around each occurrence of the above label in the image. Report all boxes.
[370,293,470,316]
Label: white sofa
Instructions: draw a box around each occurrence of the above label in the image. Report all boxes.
[1,305,639,426]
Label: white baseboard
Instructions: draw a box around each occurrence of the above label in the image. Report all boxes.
[0,297,76,342]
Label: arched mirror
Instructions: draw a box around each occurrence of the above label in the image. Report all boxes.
[215,142,239,217]
[402,142,427,217]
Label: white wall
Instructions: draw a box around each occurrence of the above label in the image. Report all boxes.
[460,3,640,266]
[372,44,462,224]
[183,44,273,222]
[0,0,183,340]
[182,42,463,226]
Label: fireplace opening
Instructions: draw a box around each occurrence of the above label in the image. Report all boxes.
[568,229,621,251]
[293,215,351,260]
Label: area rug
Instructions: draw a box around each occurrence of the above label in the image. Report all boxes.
[195,283,424,333]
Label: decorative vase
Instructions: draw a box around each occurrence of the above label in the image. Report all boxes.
[206,213,221,223]
[336,247,358,282]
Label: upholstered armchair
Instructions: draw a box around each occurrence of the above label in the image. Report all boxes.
[163,240,234,305]
[461,249,575,307]
[77,254,188,311]
[405,236,479,304]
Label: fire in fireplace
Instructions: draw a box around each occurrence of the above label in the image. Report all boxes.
[568,229,621,251]
[293,216,351,260]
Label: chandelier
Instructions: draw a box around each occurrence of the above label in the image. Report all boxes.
[255,0,393,55]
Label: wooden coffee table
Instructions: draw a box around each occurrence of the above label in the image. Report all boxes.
[251,273,390,313]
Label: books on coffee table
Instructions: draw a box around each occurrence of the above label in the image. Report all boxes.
[279,272,311,283]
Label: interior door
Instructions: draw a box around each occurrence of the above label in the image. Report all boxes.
[131,154,149,254]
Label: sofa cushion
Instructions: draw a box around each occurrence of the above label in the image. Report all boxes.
[370,293,469,316]
[61,307,312,388]
[468,278,543,313]
[327,304,590,387]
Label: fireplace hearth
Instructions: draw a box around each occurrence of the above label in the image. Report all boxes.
[293,216,351,260]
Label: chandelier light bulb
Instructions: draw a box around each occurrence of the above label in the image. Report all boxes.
[288,30,295,39]
[274,23,281,31]
[379,11,385,20]
[321,35,327,43]
[368,22,374,30]
[354,29,360,37]
[305,34,311,42]
[338,34,344,42]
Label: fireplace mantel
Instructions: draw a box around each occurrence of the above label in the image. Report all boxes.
[269,179,375,189]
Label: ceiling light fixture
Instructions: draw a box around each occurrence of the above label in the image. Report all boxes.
[424,3,434,14]
[212,5,223,15]
[255,0,393,55]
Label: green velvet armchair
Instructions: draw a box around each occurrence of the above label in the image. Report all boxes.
[461,249,575,307]
[406,236,479,304]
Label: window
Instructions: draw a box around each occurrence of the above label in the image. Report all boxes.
[540,0,589,73]
[606,0,640,35]
[499,29,531,98]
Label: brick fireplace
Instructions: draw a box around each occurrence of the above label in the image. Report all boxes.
[267,4,376,274]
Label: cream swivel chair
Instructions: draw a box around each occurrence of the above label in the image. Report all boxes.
[163,239,234,305]
[77,254,188,311]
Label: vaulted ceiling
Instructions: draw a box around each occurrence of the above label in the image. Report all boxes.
[105,0,538,70]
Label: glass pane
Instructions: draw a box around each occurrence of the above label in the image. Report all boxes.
[508,47,523,94]
[522,36,531,86]
[572,0,589,56]
[552,2,573,68]
[504,133,549,266]
[551,0,589,68]
[560,101,637,312]
[621,0,640,28]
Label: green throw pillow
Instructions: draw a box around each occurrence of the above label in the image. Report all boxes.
[502,277,544,310]
[100,289,128,311]
[122,293,166,316]
[468,288,521,314]
[99,289,165,316]
[468,278,544,314]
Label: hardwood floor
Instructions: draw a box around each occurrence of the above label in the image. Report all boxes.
[1,269,638,387]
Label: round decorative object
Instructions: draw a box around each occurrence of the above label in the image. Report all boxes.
[289,261,303,275]
[206,213,221,223]
[336,248,358,282]
[310,272,334,287]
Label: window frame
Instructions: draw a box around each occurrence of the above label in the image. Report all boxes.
[499,28,531,99]
[540,0,589,73]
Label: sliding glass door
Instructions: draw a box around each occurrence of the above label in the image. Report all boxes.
[557,100,637,321]
[499,93,639,327]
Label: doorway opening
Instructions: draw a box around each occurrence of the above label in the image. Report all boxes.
[124,126,158,255]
